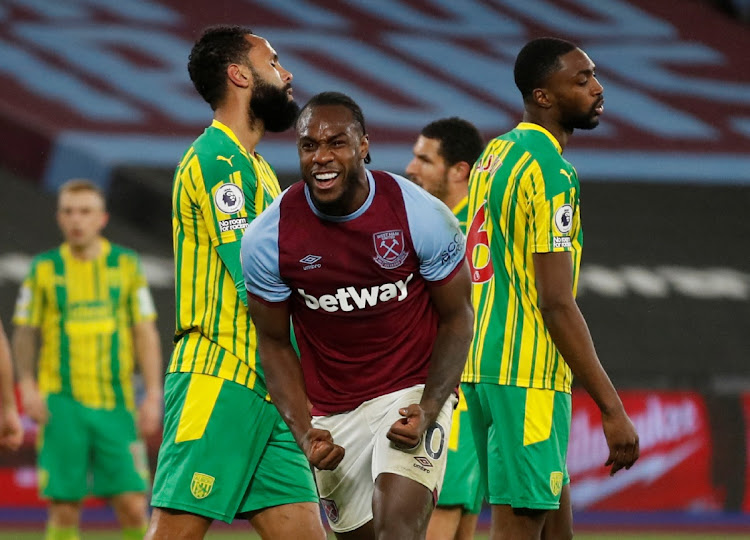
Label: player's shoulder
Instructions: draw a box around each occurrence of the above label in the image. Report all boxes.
[24,246,62,278]
[378,171,459,238]
[188,126,242,175]
[107,242,140,261]
[514,127,564,165]
[244,184,288,235]
[505,127,575,190]
[30,247,61,266]
[251,151,273,171]
[377,170,443,208]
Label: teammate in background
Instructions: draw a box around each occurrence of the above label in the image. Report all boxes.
[146,26,324,540]
[241,92,474,540]
[0,319,23,451]
[12,179,162,540]
[462,37,639,540]
[406,117,485,540]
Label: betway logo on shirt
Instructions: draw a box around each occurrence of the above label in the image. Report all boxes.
[297,274,414,312]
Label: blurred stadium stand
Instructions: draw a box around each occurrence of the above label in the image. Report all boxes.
[1,0,750,528]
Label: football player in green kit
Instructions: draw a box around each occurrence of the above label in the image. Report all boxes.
[463,38,640,540]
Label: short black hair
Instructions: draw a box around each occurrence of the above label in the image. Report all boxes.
[299,91,371,164]
[188,25,254,110]
[514,37,578,101]
[420,117,484,168]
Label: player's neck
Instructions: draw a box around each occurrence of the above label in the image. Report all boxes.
[442,188,468,213]
[521,112,571,152]
[215,105,263,156]
[67,237,103,261]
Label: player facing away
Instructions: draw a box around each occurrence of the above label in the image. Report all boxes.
[406,117,486,540]
[0,319,23,452]
[241,92,475,540]
[146,26,325,540]
[462,37,640,540]
[12,179,163,540]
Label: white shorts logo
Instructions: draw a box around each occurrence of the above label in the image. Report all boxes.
[554,204,573,234]
[214,183,245,215]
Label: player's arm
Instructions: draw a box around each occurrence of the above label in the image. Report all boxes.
[132,320,163,438]
[387,177,474,447]
[534,251,639,475]
[247,297,344,470]
[12,325,46,425]
[127,256,163,438]
[422,260,474,418]
[0,320,23,451]
[216,242,247,305]
[387,262,474,448]
[12,265,47,426]
[196,157,259,307]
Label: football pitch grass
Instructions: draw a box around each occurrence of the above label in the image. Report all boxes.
[0,532,747,539]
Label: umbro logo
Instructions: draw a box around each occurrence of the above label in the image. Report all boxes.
[300,254,322,270]
[412,455,433,473]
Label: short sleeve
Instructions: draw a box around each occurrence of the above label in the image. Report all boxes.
[240,196,291,303]
[12,257,45,327]
[528,163,579,254]
[127,254,157,324]
[394,175,466,282]
[190,153,257,247]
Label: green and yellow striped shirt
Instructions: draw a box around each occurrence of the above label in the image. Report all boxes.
[13,240,156,409]
[462,123,581,393]
[169,120,281,398]
[453,195,469,232]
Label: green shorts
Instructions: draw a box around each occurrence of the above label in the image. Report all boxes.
[150,372,318,523]
[37,393,148,501]
[464,383,570,510]
[437,387,484,514]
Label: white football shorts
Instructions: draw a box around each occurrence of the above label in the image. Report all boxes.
[311,384,457,532]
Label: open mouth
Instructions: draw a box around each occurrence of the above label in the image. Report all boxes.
[313,171,339,189]
[594,100,604,115]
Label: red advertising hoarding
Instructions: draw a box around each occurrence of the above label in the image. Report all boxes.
[569,390,723,511]
[742,394,750,512]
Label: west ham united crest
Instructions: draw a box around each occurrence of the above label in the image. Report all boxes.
[373,230,409,269]
[321,497,340,523]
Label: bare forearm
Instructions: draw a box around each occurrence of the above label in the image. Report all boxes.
[0,325,16,411]
[420,311,473,424]
[12,326,38,387]
[259,341,313,446]
[541,301,623,415]
[133,322,163,398]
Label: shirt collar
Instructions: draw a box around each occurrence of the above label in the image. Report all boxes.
[515,122,562,154]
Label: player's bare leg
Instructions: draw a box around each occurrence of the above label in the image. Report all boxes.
[489,504,546,540]
[542,485,573,540]
[144,508,212,539]
[426,506,462,540]
[334,520,375,540]
[248,502,326,540]
[48,501,81,528]
[372,472,434,540]
[110,491,148,529]
[455,512,480,540]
